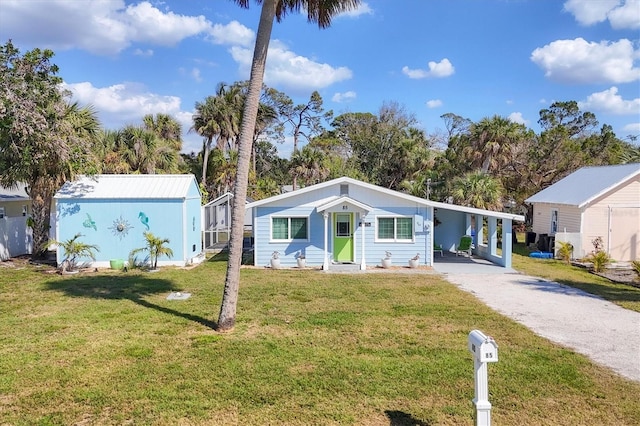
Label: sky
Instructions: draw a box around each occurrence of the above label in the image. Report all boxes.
[1,0,639,157]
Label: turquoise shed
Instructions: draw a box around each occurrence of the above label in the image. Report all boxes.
[54,174,203,268]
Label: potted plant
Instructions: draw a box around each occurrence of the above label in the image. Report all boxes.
[46,233,100,274]
[296,251,306,268]
[129,231,173,271]
[270,251,281,269]
[408,253,420,268]
[381,251,392,269]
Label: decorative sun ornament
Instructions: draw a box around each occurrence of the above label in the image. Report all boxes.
[109,215,133,239]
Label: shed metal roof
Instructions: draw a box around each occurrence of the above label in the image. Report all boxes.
[525,163,640,208]
[54,174,198,199]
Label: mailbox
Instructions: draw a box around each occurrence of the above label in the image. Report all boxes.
[468,330,498,363]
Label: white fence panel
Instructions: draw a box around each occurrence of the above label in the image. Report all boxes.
[554,231,583,259]
[0,217,33,260]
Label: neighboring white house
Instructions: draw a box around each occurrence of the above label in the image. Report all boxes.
[246,177,524,270]
[0,183,32,260]
[525,163,640,261]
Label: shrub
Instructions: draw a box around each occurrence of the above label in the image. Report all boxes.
[588,250,611,273]
[46,233,99,272]
[129,232,173,270]
[632,260,640,280]
[556,241,573,264]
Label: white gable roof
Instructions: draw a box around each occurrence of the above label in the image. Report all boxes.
[0,182,29,201]
[247,177,525,221]
[54,174,198,199]
[525,163,640,208]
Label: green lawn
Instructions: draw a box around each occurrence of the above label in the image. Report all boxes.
[511,241,640,313]
[1,256,639,425]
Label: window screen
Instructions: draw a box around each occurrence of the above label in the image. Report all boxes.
[396,217,413,240]
[272,217,288,240]
[272,217,308,240]
[291,217,307,239]
[377,218,394,239]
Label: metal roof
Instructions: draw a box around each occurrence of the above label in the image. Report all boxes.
[247,176,525,222]
[0,182,29,201]
[525,163,640,208]
[54,174,198,199]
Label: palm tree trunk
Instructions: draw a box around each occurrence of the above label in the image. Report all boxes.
[217,0,276,332]
[202,138,212,186]
[29,177,54,259]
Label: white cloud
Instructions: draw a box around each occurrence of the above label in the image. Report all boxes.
[332,91,357,103]
[133,48,154,57]
[0,0,213,55]
[191,68,202,83]
[579,86,640,115]
[508,112,529,126]
[123,2,211,46]
[63,80,202,152]
[564,0,640,29]
[531,38,640,84]
[337,2,374,18]
[402,59,455,79]
[230,40,353,92]
[426,99,442,108]
[622,122,640,134]
[209,20,254,47]
[63,81,184,124]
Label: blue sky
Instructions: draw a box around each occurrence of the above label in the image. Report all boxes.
[1,0,639,157]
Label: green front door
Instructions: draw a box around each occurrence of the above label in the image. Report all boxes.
[334,213,354,263]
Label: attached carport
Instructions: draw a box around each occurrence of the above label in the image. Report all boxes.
[429,201,525,268]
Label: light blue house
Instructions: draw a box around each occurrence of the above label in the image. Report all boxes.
[54,174,203,268]
[246,177,524,270]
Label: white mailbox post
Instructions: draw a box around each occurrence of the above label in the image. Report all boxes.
[468,330,498,426]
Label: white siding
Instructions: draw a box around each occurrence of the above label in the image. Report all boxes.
[584,177,640,261]
[531,203,581,235]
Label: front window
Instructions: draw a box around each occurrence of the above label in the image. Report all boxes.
[271,216,308,241]
[376,216,414,242]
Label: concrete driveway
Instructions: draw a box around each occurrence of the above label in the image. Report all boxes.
[433,254,640,382]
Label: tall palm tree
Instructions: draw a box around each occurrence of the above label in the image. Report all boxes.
[143,113,183,151]
[451,171,504,211]
[192,95,222,184]
[289,145,329,188]
[463,115,527,175]
[218,0,362,332]
[191,83,243,185]
[120,126,157,173]
[252,102,279,173]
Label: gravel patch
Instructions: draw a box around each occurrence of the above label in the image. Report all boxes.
[443,272,640,382]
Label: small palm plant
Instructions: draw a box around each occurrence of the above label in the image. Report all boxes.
[631,260,640,281]
[130,231,173,270]
[588,251,611,273]
[46,233,99,272]
[587,236,611,273]
[556,241,573,264]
